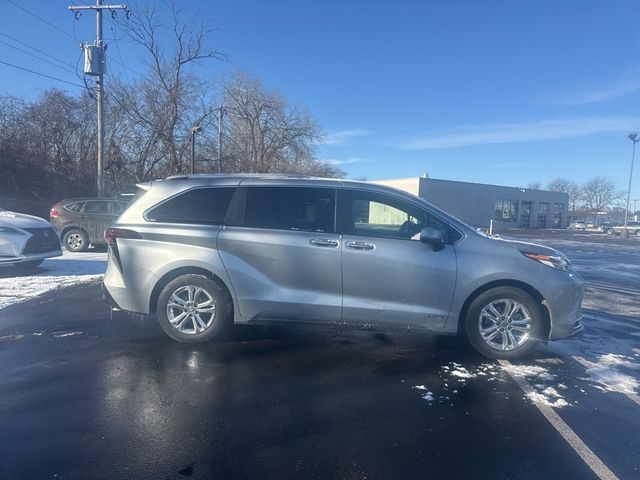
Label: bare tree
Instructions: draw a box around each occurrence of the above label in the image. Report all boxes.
[526,181,542,190]
[580,176,624,224]
[546,178,581,213]
[107,1,225,189]
[220,72,343,177]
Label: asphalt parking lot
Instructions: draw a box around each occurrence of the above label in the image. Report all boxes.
[0,231,638,479]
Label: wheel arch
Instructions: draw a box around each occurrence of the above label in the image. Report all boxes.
[149,266,234,317]
[457,279,551,341]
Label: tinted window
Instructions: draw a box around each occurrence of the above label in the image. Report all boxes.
[84,200,109,214]
[111,201,128,215]
[147,187,235,224]
[64,202,83,213]
[245,187,335,233]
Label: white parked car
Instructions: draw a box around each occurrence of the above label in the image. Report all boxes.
[0,208,62,271]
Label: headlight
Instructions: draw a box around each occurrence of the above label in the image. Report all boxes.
[521,251,571,271]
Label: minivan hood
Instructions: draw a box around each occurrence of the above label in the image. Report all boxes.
[495,237,567,259]
[0,210,52,230]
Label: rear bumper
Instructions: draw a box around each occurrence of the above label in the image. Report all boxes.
[102,282,123,311]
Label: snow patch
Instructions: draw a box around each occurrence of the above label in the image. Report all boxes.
[527,389,569,408]
[0,251,106,310]
[500,364,555,381]
[582,354,639,395]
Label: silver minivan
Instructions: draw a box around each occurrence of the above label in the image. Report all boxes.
[103,174,584,359]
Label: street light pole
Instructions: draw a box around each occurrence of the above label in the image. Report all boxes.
[622,132,638,238]
[190,126,202,174]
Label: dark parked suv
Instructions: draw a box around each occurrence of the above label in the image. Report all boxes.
[50,198,129,252]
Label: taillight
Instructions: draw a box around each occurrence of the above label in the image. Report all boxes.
[104,228,142,246]
[50,207,60,218]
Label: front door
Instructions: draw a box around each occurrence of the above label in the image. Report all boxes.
[217,186,342,324]
[340,189,458,331]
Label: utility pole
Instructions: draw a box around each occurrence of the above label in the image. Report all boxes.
[69,1,128,197]
[217,105,226,174]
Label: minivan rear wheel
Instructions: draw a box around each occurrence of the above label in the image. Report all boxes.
[157,274,232,343]
[465,286,544,359]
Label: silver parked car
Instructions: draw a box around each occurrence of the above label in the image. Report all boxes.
[103,175,584,359]
[0,208,62,271]
[605,221,640,236]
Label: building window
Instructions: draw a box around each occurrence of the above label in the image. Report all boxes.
[537,202,549,228]
[519,201,532,227]
[552,203,564,228]
[494,199,518,223]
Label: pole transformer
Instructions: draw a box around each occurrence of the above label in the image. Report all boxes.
[69,1,128,197]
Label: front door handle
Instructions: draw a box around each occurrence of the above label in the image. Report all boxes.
[345,240,375,251]
[309,238,339,248]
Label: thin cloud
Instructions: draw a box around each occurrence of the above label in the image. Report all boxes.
[551,68,640,105]
[321,157,373,165]
[321,128,372,145]
[392,117,639,150]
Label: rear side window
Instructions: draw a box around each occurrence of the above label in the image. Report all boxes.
[84,200,109,214]
[146,187,235,224]
[245,187,336,233]
[111,201,128,215]
[64,202,83,213]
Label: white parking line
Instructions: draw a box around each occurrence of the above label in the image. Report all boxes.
[498,359,618,480]
[573,356,640,407]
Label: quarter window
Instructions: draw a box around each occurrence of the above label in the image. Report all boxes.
[146,187,235,224]
[64,202,83,213]
[245,187,336,233]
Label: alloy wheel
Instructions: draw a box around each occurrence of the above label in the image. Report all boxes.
[478,298,532,351]
[166,285,216,335]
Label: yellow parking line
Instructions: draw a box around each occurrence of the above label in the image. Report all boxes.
[573,356,640,408]
[499,359,618,480]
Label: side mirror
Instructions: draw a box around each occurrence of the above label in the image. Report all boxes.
[420,227,445,251]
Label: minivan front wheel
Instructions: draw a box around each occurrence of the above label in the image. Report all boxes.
[157,274,232,343]
[465,287,544,359]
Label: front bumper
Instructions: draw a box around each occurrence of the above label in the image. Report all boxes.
[0,249,63,265]
[543,269,585,340]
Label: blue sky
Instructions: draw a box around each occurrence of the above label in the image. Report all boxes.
[1,1,639,198]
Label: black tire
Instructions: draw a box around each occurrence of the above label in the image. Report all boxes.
[606,228,615,236]
[157,274,232,343]
[14,259,44,271]
[465,286,544,360]
[635,230,640,237]
[63,229,88,252]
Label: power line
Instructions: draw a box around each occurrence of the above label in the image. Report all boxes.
[0,32,75,71]
[0,38,76,75]
[0,58,83,88]
[7,0,76,41]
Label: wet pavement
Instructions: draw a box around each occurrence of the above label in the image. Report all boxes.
[0,231,639,479]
